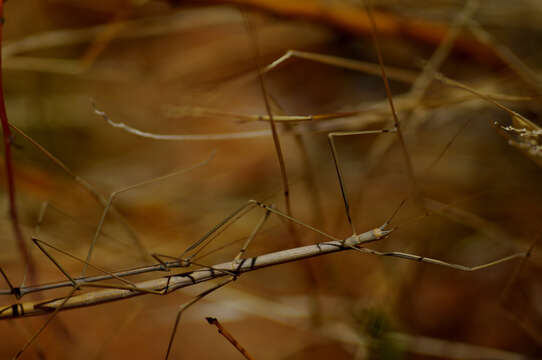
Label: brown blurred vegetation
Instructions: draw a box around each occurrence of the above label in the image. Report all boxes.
[1,0,542,359]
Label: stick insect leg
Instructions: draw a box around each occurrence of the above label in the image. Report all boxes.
[152,253,238,279]
[9,122,149,261]
[13,214,81,359]
[233,208,271,264]
[367,0,478,197]
[252,200,341,242]
[9,320,47,360]
[81,151,215,277]
[328,129,396,235]
[179,200,259,260]
[18,201,49,290]
[501,231,540,302]
[165,278,234,360]
[31,238,77,287]
[15,275,161,360]
[32,237,165,295]
[149,200,262,280]
[263,50,418,84]
[13,286,79,360]
[351,246,527,272]
[0,267,17,299]
[13,233,174,360]
[263,1,477,215]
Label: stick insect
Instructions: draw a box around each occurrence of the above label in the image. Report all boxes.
[1,3,538,360]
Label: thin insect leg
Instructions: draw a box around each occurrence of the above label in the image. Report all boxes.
[249,78,325,326]
[15,200,47,291]
[13,285,79,360]
[33,201,48,237]
[20,204,78,344]
[94,302,145,360]
[252,201,341,242]
[380,199,406,231]
[32,237,162,295]
[190,261,238,278]
[263,51,530,117]
[19,201,49,290]
[234,208,271,264]
[152,251,237,277]
[293,134,326,229]
[192,227,278,262]
[180,200,259,259]
[244,27,321,327]
[0,267,17,299]
[31,238,77,286]
[391,189,498,245]
[351,246,527,271]
[367,0,478,195]
[165,278,234,360]
[424,117,473,175]
[81,151,215,277]
[328,129,396,235]
[186,203,257,261]
[151,253,237,279]
[8,122,150,260]
[500,228,541,302]
[263,50,418,84]
[151,253,184,271]
[80,282,162,295]
[44,202,122,245]
[9,320,47,360]
[433,73,532,124]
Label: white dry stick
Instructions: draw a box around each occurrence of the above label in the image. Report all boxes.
[94,104,272,141]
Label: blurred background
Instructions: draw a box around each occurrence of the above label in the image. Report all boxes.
[1,0,542,359]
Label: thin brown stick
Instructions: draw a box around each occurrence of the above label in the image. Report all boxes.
[206,317,255,360]
[0,0,36,285]
[242,12,292,219]
[362,0,422,210]
[165,105,361,123]
[242,12,326,325]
